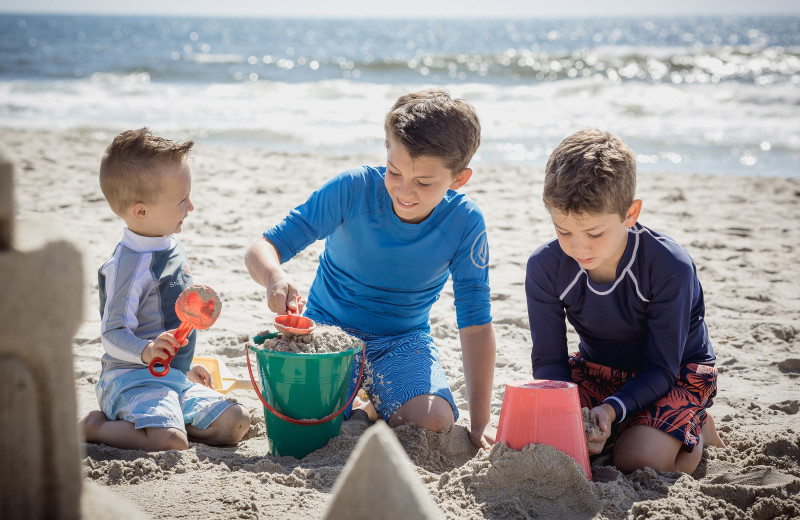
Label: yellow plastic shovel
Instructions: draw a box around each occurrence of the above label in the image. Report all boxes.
[192,356,255,394]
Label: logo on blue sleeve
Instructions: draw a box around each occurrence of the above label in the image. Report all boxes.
[470,230,489,268]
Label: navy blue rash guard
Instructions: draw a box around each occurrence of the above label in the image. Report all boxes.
[525,222,715,422]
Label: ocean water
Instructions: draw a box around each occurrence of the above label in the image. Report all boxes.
[1,14,799,177]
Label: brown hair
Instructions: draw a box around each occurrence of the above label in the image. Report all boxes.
[99,127,194,216]
[543,128,636,218]
[384,88,481,174]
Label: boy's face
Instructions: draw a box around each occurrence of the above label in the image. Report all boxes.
[129,162,194,237]
[550,201,641,282]
[384,137,470,224]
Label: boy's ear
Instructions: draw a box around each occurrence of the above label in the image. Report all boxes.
[129,202,148,221]
[624,199,643,226]
[449,168,472,190]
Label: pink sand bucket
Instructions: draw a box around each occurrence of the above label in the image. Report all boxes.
[496,379,592,480]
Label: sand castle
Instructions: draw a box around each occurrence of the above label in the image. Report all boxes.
[0,150,150,520]
[0,148,84,518]
[323,421,442,519]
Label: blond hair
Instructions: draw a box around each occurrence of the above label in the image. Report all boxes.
[543,128,636,218]
[384,88,481,174]
[99,127,194,216]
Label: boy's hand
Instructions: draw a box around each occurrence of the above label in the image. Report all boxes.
[587,403,615,454]
[266,276,304,315]
[244,237,307,315]
[469,424,496,449]
[188,364,213,388]
[140,329,185,365]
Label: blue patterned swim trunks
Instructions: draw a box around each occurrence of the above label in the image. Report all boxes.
[320,322,458,421]
[96,367,235,432]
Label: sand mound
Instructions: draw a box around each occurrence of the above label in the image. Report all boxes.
[252,325,360,354]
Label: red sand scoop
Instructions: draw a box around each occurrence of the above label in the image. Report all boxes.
[273,294,315,335]
[149,284,222,377]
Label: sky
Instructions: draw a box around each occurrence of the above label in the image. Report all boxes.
[1,0,799,18]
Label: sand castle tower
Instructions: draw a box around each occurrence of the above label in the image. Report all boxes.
[0,148,84,519]
[323,421,442,519]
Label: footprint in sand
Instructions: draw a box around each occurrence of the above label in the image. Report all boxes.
[778,358,800,373]
[722,227,753,238]
[768,400,800,415]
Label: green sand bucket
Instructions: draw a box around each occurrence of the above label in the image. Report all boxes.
[245,331,365,459]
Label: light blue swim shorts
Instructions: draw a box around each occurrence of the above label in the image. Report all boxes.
[317,322,458,422]
[96,367,235,432]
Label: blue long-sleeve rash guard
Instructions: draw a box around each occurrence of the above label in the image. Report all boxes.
[525,222,715,422]
[264,166,492,336]
[98,228,195,375]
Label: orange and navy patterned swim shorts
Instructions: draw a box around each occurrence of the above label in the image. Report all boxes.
[568,352,718,452]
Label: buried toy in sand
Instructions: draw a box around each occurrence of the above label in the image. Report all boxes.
[245,325,366,458]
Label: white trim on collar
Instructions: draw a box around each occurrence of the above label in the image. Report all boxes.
[120,227,174,253]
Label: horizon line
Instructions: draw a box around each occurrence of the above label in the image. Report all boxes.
[2,9,800,20]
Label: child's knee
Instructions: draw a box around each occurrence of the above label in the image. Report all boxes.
[613,425,696,474]
[424,406,455,433]
[147,427,189,451]
[228,405,251,441]
[388,395,454,432]
[80,410,109,441]
[216,404,251,444]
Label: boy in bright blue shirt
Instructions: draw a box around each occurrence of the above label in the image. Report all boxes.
[526,128,725,474]
[245,88,496,448]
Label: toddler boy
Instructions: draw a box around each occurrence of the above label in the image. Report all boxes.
[82,128,250,451]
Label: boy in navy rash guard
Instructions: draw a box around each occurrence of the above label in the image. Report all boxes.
[526,128,725,474]
[245,88,496,449]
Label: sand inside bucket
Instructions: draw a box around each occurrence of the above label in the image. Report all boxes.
[256,325,358,354]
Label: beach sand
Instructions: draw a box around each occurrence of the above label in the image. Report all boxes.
[5,129,799,519]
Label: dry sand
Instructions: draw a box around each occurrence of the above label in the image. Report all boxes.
[255,325,361,354]
[5,129,800,519]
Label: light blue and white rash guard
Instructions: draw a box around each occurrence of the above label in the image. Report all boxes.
[264,166,492,336]
[98,227,195,376]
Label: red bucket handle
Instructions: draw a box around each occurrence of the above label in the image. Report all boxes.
[246,340,366,426]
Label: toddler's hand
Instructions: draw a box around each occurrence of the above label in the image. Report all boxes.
[140,329,184,365]
[188,364,213,388]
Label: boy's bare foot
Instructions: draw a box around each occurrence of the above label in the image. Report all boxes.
[352,395,378,422]
[702,412,726,448]
[80,410,109,443]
